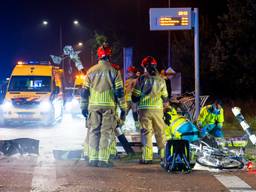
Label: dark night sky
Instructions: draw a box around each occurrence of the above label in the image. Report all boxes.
[0,0,225,78]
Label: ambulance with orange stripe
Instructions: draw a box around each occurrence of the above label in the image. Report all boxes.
[1,61,64,126]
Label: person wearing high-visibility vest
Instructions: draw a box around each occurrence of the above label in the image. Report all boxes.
[197,99,224,138]
[164,106,199,142]
[162,106,199,168]
[81,44,126,168]
[125,66,140,131]
[132,56,168,164]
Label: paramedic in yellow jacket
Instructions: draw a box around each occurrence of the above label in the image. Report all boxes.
[81,44,126,168]
[125,66,140,131]
[164,106,199,142]
[197,99,224,138]
[132,56,168,164]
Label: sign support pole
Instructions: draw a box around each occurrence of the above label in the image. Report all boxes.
[167,0,171,67]
[194,8,200,119]
[168,31,171,67]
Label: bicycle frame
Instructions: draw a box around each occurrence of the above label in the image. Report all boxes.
[190,139,246,169]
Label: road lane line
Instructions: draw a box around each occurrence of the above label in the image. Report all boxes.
[215,175,256,192]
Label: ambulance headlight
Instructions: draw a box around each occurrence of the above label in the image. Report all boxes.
[2,100,12,110]
[39,101,52,112]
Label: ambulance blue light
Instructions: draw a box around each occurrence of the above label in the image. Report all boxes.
[28,61,40,64]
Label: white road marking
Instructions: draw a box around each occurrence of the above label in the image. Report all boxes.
[215,175,256,192]
[193,163,222,172]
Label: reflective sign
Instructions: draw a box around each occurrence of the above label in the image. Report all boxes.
[150,8,192,30]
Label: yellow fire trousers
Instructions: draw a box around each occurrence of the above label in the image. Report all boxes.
[88,108,117,162]
[138,109,166,161]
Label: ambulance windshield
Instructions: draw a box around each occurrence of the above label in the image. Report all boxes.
[8,76,51,92]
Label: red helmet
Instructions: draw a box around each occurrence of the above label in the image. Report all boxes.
[111,63,120,70]
[97,46,112,59]
[127,66,137,73]
[141,56,157,67]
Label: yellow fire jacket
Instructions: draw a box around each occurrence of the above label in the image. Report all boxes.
[81,60,126,111]
[132,73,168,110]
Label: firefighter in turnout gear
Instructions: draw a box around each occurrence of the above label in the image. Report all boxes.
[132,56,168,164]
[81,44,126,167]
[125,66,140,131]
[197,99,224,138]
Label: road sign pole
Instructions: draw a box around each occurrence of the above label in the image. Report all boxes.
[194,8,200,119]
[167,0,171,68]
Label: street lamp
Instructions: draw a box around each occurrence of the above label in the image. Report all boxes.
[42,20,48,25]
[42,19,81,53]
[73,20,79,25]
[77,42,83,47]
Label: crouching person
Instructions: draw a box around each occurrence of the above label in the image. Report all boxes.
[162,106,200,171]
[164,107,199,143]
[197,99,224,138]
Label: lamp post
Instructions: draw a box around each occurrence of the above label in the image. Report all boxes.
[42,19,81,54]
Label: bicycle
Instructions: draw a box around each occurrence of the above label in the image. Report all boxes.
[170,92,209,122]
[190,136,247,169]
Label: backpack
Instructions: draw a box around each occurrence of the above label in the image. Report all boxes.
[161,139,191,173]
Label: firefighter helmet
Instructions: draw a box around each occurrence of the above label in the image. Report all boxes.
[112,63,120,70]
[97,45,112,60]
[141,56,157,67]
[127,66,137,73]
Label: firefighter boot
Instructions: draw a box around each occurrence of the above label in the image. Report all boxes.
[97,161,114,168]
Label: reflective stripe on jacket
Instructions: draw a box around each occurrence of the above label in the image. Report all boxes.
[82,60,126,111]
[132,74,168,110]
[165,114,188,140]
[197,105,224,127]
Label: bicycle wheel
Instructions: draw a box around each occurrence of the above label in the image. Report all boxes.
[196,154,244,169]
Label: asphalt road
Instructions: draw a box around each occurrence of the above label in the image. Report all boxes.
[0,114,256,192]
[0,157,256,192]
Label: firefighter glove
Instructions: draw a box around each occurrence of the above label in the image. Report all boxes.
[82,109,88,118]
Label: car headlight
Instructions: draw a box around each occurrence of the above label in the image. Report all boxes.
[39,101,52,112]
[2,100,12,110]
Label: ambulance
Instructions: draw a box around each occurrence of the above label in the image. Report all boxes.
[1,61,64,126]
